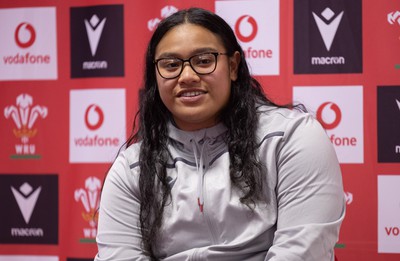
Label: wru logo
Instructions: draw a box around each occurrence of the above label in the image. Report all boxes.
[4,94,48,157]
[74,176,101,238]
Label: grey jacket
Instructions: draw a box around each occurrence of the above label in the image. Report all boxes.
[95,106,345,261]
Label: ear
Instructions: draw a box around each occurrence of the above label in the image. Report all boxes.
[229,51,241,81]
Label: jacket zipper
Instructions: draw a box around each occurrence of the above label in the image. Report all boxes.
[201,172,218,244]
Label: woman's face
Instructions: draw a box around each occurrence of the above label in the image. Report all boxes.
[155,23,240,131]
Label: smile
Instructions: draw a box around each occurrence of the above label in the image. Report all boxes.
[179,91,205,97]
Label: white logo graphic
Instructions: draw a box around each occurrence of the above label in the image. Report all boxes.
[84,14,106,56]
[11,182,41,224]
[388,11,400,25]
[344,191,353,205]
[4,94,48,157]
[148,5,178,31]
[312,8,344,51]
[396,99,400,111]
[75,176,101,228]
[4,94,48,136]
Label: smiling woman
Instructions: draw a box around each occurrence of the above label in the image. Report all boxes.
[154,23,239,131]
[95,7,345,261]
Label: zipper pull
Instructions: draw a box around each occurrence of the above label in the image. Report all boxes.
[197,197,204,213]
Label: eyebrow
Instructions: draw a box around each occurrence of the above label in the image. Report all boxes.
[156,47,220,59]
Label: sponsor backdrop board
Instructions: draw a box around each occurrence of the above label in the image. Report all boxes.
[0,1,399,260]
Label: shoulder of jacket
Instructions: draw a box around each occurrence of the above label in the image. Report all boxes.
[257,106,306,130]
[118,142,141,170]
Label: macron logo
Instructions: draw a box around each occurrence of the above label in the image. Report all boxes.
[312,8,344,51]
[84,14,106,56]
[11,182,41,224]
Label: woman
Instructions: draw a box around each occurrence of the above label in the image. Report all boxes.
[95,7,345,261]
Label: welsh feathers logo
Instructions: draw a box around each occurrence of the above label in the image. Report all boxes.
[4,94,48,159]
[387,11,400,26]
[344,191,353,205]
[74,176,101,241]
[147,5,178,31]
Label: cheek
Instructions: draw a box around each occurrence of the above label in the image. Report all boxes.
[213,80,231,105]
[216,73,232,100]
[156,79,174,105]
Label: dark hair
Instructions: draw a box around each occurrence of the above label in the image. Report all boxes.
[126,7,282,259]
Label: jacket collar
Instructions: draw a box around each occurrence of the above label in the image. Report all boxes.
[167,121,228,146]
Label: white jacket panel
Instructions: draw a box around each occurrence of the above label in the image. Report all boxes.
[95,106,345,261]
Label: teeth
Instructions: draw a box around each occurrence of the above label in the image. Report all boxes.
[181,91,203,97]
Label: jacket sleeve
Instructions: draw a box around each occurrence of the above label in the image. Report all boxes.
[265,114,345,261]
[95,151,149,261]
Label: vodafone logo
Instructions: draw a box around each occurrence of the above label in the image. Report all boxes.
[15,22,36,48]
[293,86,363,163]
[317,100,358,148]
[235,15,258,42]
[316,102,342,130]
[84,104,104,130]
[215,1,279,75]
[70,89,125,163]
[0,7,57,80]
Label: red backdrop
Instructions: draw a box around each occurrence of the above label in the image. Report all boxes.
[0,0,399,260]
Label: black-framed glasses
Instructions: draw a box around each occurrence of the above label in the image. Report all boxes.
[154,52,228,79]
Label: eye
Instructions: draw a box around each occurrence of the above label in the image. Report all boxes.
[192,54,214,67]
[158,58,182,71]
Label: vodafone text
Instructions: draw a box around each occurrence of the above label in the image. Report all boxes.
[330,135,357,146]
[3,53,50,64]
[243,47,273,59]
[74,135,119,147]
[385,227,400,236]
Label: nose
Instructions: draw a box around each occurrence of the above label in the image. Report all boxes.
[178,62,199,83]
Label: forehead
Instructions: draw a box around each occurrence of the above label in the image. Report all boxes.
[155,23,225,57]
